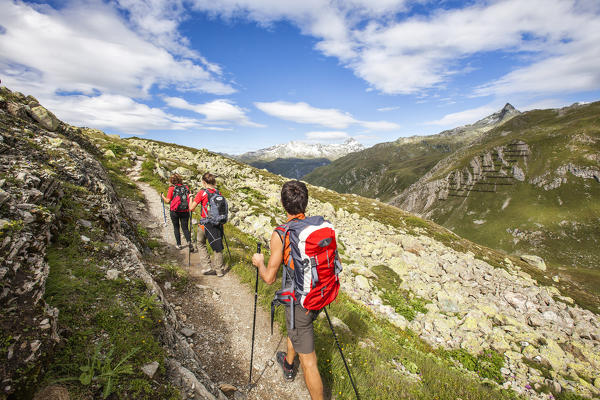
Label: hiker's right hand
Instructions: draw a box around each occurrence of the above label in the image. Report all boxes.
[252,253,264,268]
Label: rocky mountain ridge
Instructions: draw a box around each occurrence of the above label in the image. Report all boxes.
[304,103,521,201]
[438,103,520,138]
[249,157,331,179]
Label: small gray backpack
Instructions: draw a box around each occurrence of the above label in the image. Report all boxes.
[201,189,228,225]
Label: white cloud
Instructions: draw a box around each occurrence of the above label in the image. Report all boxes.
[255,101,355,129]
[305,131,349,140]
[474,36,600,97]
[377,106,402,112]
[254,101,400,130]
[0,0,234,133]
[353,134,379,140]
[164,97,264,127]
[519,98,569,111]
[426,104,497,127]
[188,0,600,97]
[360,120,401,130]
[41,93,233,134]
[352,0,600,94]
[0,1,234,98]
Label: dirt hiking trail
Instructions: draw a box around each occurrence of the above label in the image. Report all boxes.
[129,163,312,400]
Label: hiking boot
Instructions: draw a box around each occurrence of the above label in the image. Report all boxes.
[176,244,185,250]
[276,351,296,381]
[188,243,196,253]
[201,268,216,275]
[216,270,224,277]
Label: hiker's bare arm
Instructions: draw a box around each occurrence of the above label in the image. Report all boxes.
[252,231,283,285]
[189,200,198,212]
[161,192,171,204]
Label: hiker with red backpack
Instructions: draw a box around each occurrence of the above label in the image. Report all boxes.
[160,173,194,251]
[252,180,343,400]
[189,172,228,277]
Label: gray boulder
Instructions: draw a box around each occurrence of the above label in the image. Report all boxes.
[520,254,547,271]
[28,105,60,131]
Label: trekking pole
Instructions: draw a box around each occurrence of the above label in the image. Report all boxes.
[160,195,167,226]
[222,227,232,262]
[188,210,192,267]
[324,307,360,400]
[249,243,261,385]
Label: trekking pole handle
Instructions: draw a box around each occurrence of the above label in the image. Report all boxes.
[254,243,261,290]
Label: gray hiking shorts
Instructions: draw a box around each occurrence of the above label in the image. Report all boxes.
[285,304,321,354]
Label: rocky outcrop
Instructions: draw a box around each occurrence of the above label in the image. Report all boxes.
[392,141,530,216]
[1,89,68,394]
[0,87,224,399]
[521,255,547,271]
[530,163,600,190]
[130,136,600,400]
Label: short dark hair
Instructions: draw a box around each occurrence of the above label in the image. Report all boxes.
[202,172,216,185]
[281,180,308,215]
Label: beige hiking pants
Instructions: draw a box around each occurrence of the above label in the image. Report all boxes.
[196,227,224,274]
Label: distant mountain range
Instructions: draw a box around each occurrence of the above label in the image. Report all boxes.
[304,103,520,200]
[235,138,365,179]
[236,138,365,162]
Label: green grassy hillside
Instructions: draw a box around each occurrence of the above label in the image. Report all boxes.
[250,157,331,179]
[397,102,600,302]
[305,104,519,201]
[304,138,463,201]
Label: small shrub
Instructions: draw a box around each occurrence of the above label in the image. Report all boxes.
[448,349,505,383]
[137,225,149,239]
[107,143,127,157]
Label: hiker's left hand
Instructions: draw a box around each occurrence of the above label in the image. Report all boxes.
[252,253,264,268]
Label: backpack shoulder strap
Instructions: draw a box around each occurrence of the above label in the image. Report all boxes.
[274,224,286,243]
[205,188,218,200]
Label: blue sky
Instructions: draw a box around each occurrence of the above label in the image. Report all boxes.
[1,0,600,154]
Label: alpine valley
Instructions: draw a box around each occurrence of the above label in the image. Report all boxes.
[306,102,600,309]
[1,87,600,400]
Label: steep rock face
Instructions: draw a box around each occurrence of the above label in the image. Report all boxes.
[129,137,600,399]
[0,87,224,399]
[1,93,73,392]
[393,141,531,215]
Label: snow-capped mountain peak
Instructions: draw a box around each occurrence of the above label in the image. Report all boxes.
[237,138,365,162]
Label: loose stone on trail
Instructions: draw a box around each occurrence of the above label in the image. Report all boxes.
[181,327,196,337]
[141,361,160,378]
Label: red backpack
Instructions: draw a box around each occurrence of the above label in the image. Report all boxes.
[271,216,342,332]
